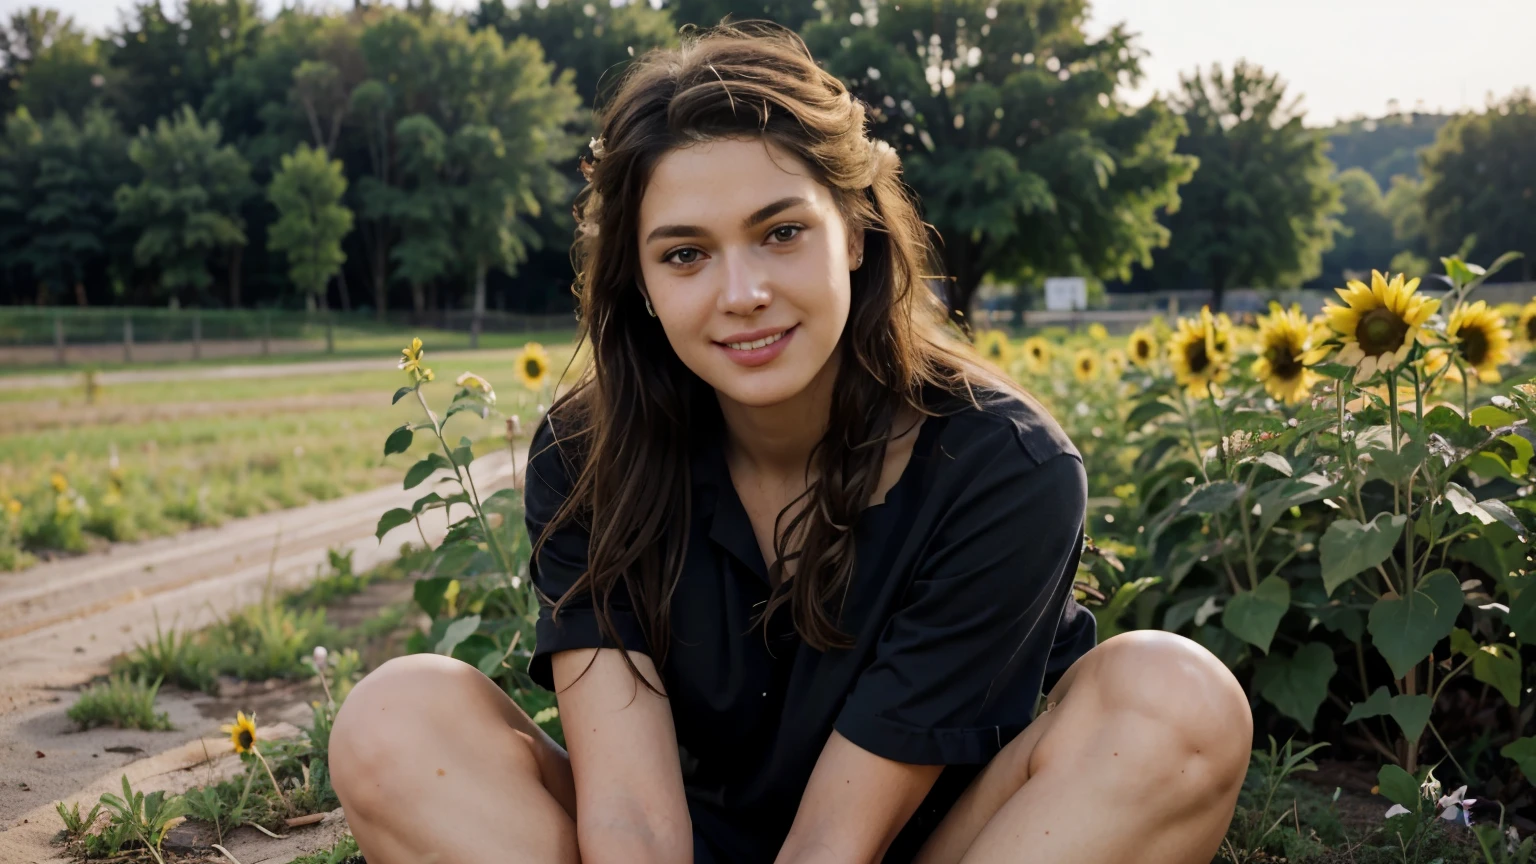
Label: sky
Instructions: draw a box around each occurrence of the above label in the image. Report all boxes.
[13,0,1535,126]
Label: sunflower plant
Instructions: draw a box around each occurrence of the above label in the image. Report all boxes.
[375,338,561,739]
[1097,253,1535,797]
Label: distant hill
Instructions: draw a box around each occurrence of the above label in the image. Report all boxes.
[1321,112,1452,187]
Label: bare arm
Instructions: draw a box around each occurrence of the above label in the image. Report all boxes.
[774,730,943,864]
[552,648,693,864]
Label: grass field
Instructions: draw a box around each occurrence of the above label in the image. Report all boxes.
[0,337,581,569]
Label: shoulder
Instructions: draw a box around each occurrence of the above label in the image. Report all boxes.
[928,383,1081,472]
[524,410,587,525]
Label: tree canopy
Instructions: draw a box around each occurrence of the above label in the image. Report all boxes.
[1152,61,1342,309]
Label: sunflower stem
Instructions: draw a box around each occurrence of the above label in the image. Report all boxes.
[252,747,290,813]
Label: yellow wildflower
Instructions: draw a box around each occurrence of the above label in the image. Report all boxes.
[1515,300,1536,346]
[1087,323,1109,342]
[1425,300,1514,384]
[1127,327,1157,368]
[974,330,1014,367]
[1021,337,1051,374]
[50,473,68,494]
[1168,307,1232,399]
[1104,349,1128,378]
[1073,349,1099,383]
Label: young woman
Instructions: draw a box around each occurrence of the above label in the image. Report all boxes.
[330,21,1253,864]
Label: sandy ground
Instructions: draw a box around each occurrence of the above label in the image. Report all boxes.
[0,443,528,863]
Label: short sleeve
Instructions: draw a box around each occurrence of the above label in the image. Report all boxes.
[834,446,1091,765]
[524,416,651,691]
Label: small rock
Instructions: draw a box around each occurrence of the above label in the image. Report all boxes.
[74,646,85,653]
[105,745,145,756]
[35,750,44,758]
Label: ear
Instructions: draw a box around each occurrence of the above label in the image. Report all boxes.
[848,226,866,268]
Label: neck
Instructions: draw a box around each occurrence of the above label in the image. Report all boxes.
[717,353,840,481]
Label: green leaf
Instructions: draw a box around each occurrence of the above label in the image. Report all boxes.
[1376,764,1421,810]
[1445,483,1497,525]
[447,401,491,421]
[1476,498,1529,541]
[1508,584,1536,646]
[383,425,414,456]
[413,576,453,617]
[1312,362,1354,381]
[1319,513,1407,597]
[1472,644,1522,707]
[392,386,414,405]
[1387,694,1432,746]
[1469,405,1517,428]
[1423,405,1485,451]
[412,492,445,515]
[435,615,482,656]
[1367,569,1464,679]
[1253,642,1336,732]
[1250,451,1292,477]
[1500,432,1533,477]
[1450,627,1479,657]
[1500,737,1536,786]
[1093,576,1162,641]
[1342,685,1393,724]
[1126,399,1177,430]
[477,643,510,678]
[375,508,413,542]
[404,453,452,490]
[1256,473,1335,536]
[451,443,475,469]
[1185,481,1245,514]
[1222,576,1291,654]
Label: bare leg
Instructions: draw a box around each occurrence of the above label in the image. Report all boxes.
[914,631,1252,864]
[329,653,580,864]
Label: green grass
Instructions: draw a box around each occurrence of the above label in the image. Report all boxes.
[289,834,361,864]
[0,339,574,568]
[67,673,173,732]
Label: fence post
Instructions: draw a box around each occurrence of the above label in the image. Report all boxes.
[53,314,65,366]
[192,311,202,361]
[262,311,271,357]
[325,311,335,354]
[123,315,134,363]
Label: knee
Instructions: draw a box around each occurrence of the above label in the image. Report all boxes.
[1088,631,1252,788]
[330,654,491,815]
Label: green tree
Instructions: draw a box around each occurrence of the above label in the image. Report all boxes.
[267,143,353,310]
[114,106,255,305]
[107,0,262,136]
[1158,62,1341,309]
[662,0,821,31]
[804,0,1196,318]
[3,8,112,122]
[0,108,44,300]
[1315,168,1396,288]
[1420,91,1536,281]
[374,113,455,315]
[29,106,134,304]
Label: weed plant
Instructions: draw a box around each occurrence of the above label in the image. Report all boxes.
[66,674,172,732]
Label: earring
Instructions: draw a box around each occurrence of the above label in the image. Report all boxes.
[854,254,864,269]
[645,296,657,317]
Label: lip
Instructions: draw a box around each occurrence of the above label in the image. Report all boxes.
[715,325,797,368]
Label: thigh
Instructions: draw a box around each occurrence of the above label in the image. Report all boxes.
[330,654,579,864]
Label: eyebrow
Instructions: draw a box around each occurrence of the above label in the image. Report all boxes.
[643,196,810,245]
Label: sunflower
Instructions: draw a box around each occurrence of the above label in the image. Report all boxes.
[1168,307,1232,399]
[222,711,258,755]
[515,342,551,391]
[975,330,1014,367]
[50,472,68,494]
[1127,327,1157,368]
[1424,300,1514,383]
[1087,323,1109,342]
[1252,302,1321,406]
[1104,349,1128,378]
[1073,349,1099,382]
[5,499,20,517]
[1021,337,1051,374]
[1322,270,1439,382]
[1516,300,1536,346]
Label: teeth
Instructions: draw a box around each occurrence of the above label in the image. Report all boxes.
[727,331,785,351]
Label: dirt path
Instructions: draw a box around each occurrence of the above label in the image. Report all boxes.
[0,443,529,863]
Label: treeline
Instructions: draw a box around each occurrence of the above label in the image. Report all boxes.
[0,0,1532,316]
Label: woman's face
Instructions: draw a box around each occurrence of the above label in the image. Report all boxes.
[636,137,862,409]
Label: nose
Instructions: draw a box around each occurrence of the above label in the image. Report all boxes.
[717,250,772,317]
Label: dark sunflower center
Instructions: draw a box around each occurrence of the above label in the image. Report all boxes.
[1031,346,1043,359]
[1266,342,1302,380]
[988,344,1003,358]
[524,359,542,377]
[238,730,254,749]
[1526,316,1536,342]
[1458,325,1489,366]
[1356,307,1409,355]
[1135,340,1150,360]
[1184,339,1210,374]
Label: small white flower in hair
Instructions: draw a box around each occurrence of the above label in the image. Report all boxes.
[589,136,606,159]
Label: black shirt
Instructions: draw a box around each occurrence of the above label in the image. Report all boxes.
[525,384,1096,863]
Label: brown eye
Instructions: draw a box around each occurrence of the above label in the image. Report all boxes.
[771,225,802,243]
[665,248,702,265]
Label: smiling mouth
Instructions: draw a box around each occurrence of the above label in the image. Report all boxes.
[722,330,789,351]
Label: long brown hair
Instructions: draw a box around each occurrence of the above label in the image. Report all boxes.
[535,19,1027,687]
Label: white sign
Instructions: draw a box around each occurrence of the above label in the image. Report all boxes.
[1043,277,1087,312]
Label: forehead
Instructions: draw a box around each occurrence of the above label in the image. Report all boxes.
[638,137,837,231]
